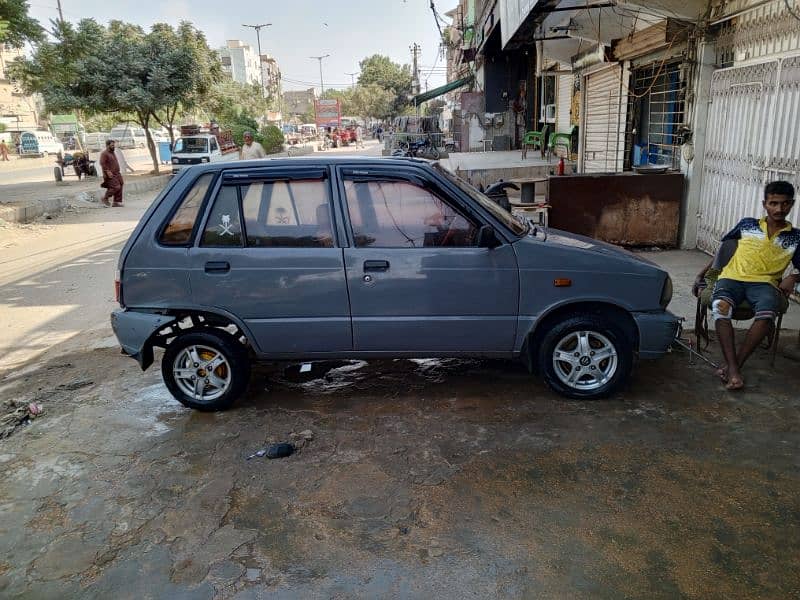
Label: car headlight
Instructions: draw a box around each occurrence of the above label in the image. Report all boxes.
[201,157,209,163]
[660,275,673,308]
[171,157,178,164]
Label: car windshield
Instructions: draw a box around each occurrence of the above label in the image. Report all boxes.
[432,163,528,237]
[173,137,208,154]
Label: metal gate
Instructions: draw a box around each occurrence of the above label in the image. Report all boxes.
[581,64,628,173]
[697,55,800,252]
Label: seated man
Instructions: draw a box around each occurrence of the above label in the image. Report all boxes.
[694,181,800,389]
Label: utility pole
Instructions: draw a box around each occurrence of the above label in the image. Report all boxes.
[345,72,358,90]
[410,43,421,96]
[56,0,64,23]
[242,23,272,98]
[310,54,330,94]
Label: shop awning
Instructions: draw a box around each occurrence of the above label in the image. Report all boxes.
[412,75,474,105]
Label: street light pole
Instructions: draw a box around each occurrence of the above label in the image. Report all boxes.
[242,23,272,98]
[310,54,330,95]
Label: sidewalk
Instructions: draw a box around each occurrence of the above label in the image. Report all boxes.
[0,174,170,223]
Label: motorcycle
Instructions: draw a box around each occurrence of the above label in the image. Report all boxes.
[392,135,441,160]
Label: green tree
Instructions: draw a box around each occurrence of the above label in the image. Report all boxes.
[351,83,394,120]
[357,54,412,113]
[11,19,222,173]
[0,0,43,47]
[148,22,221,146]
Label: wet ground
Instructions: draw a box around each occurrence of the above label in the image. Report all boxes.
[1,334,799,599]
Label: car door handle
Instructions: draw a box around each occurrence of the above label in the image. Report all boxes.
[363,260,390,272]
[204,261,230,273]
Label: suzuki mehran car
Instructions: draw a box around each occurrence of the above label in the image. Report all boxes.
[111,157,678,411]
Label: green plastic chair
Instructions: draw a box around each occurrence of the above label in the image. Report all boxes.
[548,125,578,156]
[521,125,549,159]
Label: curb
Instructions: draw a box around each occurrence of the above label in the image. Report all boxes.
[0,174,171,224]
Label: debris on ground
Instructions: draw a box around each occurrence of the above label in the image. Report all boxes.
[289,429,314,449]
[1,400,44,439]
[56,379,93,391]
[246,442,295,460]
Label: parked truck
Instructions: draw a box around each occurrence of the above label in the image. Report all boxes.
[170,123,239,174]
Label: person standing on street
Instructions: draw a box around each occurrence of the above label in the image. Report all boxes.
[240,131,265,160]
[0,139,9,161]
[99,139,124,207]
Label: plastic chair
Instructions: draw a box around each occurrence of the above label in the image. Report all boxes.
[547,125,578,158]
[521,125,550,159]
[695,263,789,367]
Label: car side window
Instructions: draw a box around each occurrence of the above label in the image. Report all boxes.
[210,138,218,152]
[201,185,243,247]
[241,179,334,248]
[159,173,215,245]
[343,179,477,248]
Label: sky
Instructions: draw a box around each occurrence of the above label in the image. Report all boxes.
[26,0,457,93]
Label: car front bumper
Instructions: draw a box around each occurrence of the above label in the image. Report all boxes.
[633,310,680,359]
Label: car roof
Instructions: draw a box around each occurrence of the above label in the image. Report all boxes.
[188,155,435,174]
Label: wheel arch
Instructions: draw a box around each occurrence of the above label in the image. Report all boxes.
[137,307,258,369]
[523,301,639,371]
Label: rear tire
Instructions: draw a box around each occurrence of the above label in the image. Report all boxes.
[161,329,250,411]
[537,314,633,399]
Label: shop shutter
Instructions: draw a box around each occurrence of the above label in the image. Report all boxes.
[582,64,627,173]
[556,73,573,133]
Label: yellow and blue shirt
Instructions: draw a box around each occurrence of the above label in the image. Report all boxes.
[719,217,800,285]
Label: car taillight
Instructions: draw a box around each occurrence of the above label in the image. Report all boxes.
[115,270,123,306]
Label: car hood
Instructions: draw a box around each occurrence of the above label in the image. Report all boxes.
[513,226,664,275]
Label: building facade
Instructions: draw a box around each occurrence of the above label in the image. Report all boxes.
[446,0,800,251]
[0,44,40,134]
[218,40,261,86]
[260,54,281,99]
[282,88,316,117]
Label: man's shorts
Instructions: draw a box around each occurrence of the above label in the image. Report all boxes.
[711,278,780,320]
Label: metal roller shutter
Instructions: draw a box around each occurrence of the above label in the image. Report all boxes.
[582,64,628,173]
[556,73,573,133]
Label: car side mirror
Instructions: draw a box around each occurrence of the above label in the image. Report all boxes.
[477,225,502,249]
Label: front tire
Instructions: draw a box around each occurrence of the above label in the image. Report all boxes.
[537,314,633,399]
[161,329,250,411]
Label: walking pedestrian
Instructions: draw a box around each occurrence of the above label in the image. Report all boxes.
[0,139,9,161]
[99,139,124,207]
[355,124,364,149]
[240,131,265,160]
[115,146,135,174]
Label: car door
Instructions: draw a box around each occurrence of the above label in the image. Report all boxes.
[209,137,221,163]
[188,166,352,356]
[337,166,520,355]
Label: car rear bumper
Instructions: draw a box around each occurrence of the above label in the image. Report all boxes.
[633,310,680,359]
[111,309,176,370]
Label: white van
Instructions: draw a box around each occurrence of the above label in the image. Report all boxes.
[109,124,147,149]
[84,132,110,152]
[19,131,64,156]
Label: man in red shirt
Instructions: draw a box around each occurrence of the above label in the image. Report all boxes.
[99,139,124,207]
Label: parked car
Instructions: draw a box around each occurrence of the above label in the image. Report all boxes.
[111,157,678,411]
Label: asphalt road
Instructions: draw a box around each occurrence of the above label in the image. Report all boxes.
[0,147,156,185]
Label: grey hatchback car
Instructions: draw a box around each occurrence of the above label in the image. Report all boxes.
[111,157,678,411]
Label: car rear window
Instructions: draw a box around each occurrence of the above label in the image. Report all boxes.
[159,173,215,245]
